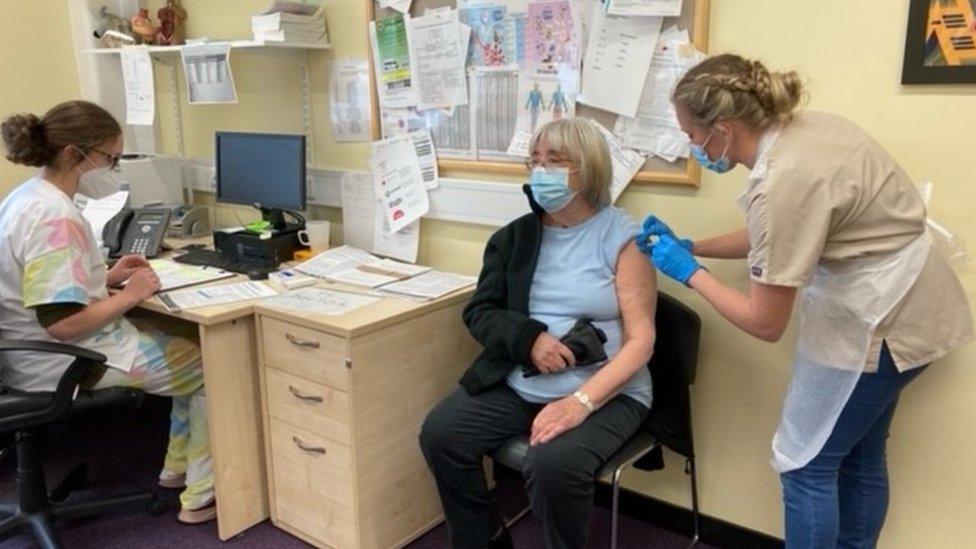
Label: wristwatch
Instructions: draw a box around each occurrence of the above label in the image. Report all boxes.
[572,390,595,413]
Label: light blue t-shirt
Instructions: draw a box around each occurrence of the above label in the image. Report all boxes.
[506,206,652,408]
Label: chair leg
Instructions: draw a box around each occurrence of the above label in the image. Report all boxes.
[52,490,156,523]
[0,512,23,537]
[27,513,62,549]
[610,466,624,549]
[685,457,701,548]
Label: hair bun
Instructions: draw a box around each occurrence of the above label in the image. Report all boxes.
[1,113,54,167]
[750,60,802,122]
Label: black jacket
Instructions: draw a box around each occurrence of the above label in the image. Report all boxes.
[459,187,548,395]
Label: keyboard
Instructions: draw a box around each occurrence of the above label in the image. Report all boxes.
[173,249,279,274]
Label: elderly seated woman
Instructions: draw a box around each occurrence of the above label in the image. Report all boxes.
[419,118,657,549]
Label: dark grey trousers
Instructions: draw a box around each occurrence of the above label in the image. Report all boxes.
[419,383,647,549]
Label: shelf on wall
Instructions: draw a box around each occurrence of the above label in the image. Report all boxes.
[84,40,332,55]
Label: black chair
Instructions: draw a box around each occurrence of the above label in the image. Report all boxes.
[0,340,161,549]
[493,292,702,548]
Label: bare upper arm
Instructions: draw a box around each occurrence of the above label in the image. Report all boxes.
[748,280,797,342]
[614,241,656,346]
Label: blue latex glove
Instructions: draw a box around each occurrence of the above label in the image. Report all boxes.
[651,235,703,286]
[638,215,693,255]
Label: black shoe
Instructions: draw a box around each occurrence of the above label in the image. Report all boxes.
[485,525,513,549]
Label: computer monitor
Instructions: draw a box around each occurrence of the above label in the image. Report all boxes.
[215,132,306,230]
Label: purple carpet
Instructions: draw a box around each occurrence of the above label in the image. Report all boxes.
[0,396,711,548]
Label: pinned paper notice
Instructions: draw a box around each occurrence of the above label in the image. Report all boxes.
[181,43,237,104]
[120,47,155,125]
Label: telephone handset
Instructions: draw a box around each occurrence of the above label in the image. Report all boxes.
[102,207,172,258]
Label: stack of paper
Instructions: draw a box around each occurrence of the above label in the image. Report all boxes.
[141,259,234,292]
[157,281,277,312]
[295,246,432,289]
[375,270,477,301]
[262,287,379,316]
[251,2,328,44]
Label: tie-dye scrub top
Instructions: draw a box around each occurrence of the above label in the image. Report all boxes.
[0,178,139,392]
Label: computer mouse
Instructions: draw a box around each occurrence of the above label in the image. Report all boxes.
[247,268,270,281]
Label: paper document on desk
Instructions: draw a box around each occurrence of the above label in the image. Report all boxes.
[143,259,235,291]
[81,191,129,250]
[295,245,381,278]
[157,281,276,312]
[296,245,431,288]
[262,287,378,316]
[375,270,476,300]
[120,47,155,125]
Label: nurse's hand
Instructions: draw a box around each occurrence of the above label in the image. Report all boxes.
[107,254,151,287]
[637,215,693,255]
[530,396,589,446]
[531,332,576,374]
[651,235,703,286]
[123,267,161,301]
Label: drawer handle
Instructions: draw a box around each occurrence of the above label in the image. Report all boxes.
[285,332,320,349]
[292,436,327,455]
[288,385,324,403]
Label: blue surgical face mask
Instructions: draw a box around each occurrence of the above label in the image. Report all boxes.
[689,131,732,173]
[529,167,578,213]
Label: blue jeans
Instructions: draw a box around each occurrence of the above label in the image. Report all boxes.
[780,344,927,549]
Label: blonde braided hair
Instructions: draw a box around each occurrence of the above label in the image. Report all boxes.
[672,54,803,129]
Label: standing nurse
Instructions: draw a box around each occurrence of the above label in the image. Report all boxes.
[639,54,973,548]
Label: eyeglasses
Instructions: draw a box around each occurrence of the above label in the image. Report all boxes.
[524,157,575,171]
[90,148,122,170]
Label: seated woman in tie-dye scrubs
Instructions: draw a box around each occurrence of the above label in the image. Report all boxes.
[0,101,215,524]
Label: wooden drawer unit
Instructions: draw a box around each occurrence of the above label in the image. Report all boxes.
[262,317,350,390]
[257,291,479,548]
[266,367,352,445]
[269,418,356,549]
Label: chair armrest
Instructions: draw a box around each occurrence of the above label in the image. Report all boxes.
[0,340,106,363]
[0,339,108,428]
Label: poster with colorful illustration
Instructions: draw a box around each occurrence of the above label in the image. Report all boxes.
[525,0,577,67]
[462,5,514,67]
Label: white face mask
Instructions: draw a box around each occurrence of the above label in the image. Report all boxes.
[76,151,121,199]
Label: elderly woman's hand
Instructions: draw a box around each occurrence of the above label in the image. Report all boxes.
[530,396,590,446]
[531,332,576,374]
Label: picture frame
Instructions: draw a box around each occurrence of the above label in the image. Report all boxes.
[902,0,976,84]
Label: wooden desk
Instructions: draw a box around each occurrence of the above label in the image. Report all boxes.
[131,243,479,543]
[253,287,479,548]
[131,245,272,540]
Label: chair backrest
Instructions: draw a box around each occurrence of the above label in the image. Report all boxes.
[641,292,702,458]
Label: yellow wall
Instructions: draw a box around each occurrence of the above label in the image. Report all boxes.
[0,1,80,195]
[3,1,975,546]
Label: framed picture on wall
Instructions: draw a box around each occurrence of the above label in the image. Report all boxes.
[902,0,976,84]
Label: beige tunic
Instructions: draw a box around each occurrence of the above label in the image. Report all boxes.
[741,111,973,372]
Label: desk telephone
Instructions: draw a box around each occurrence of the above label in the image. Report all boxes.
[102,207,172,258]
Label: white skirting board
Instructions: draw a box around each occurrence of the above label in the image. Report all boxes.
[181,158,531,228]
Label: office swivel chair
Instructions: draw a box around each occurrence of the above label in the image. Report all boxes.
[493,292,703,549]
[0,340,163,549]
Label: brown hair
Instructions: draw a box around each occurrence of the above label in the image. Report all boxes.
[1,100,121,168]
[530,118,613,209]
[672,54,804,129]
